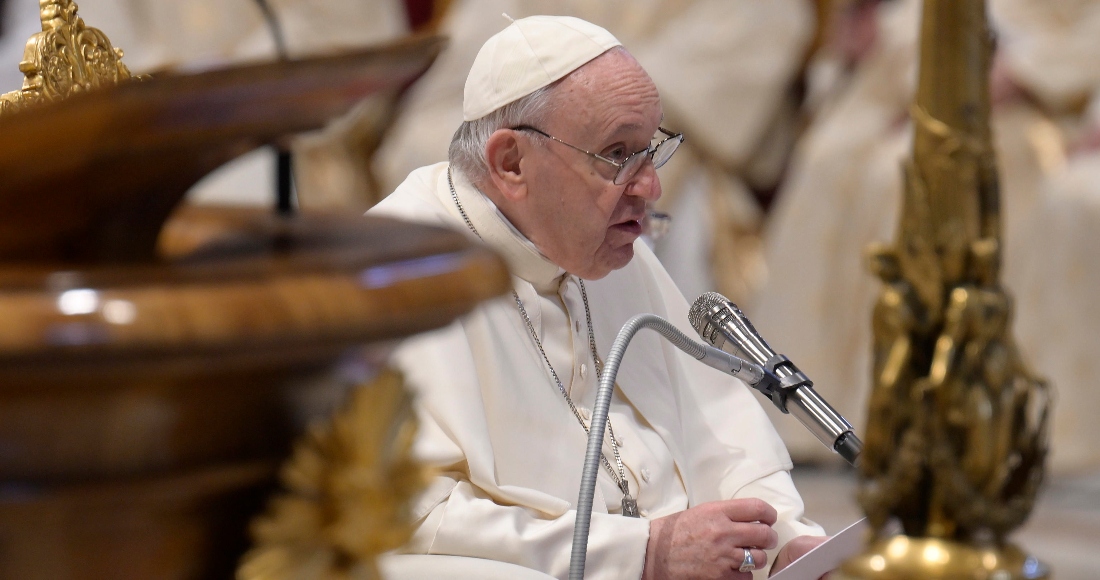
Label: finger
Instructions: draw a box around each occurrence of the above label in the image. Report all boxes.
[730,521,779,550]
[750,549,768,571]
[729,548,769,578]
[717,498,778,526]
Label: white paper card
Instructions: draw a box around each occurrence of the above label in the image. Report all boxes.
[769,517,869,580]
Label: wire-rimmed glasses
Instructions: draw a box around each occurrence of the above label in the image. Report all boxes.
[512,125,684,185]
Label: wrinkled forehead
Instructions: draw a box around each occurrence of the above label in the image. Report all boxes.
[549,49,663,136]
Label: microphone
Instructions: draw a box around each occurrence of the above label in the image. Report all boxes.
[688,292,862,466]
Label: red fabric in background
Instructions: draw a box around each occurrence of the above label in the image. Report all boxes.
[404,0,435,31]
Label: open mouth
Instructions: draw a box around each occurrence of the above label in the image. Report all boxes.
[610,218,644,236]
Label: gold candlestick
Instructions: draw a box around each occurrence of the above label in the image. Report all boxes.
[836,1,1052,578]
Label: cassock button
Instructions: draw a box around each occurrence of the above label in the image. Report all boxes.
[641,468,651,483]
[640,509,649,517]
[579,407,591,420]
[575,319,582,333]
[580,364,588,379]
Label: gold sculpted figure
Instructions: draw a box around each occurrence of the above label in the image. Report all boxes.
[0,0,136,116]
[237,370,427,580]
[866,243,921,459]
[859,243,927,531]
[924,239,1050,539]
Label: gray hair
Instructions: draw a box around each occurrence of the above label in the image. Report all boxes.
[448,84,559,185]
[448,46,628,185]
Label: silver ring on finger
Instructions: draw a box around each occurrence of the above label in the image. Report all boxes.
[739,547,756,573]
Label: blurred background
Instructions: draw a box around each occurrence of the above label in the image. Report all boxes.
[2,0,1097,575]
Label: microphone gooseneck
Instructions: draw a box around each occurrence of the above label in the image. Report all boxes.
[688,292,863,466]
[569,313,765,580]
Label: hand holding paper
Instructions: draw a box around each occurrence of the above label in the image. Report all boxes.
[769,518,869,580]
[770,536,829,577]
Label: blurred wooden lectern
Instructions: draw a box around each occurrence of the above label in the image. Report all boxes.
[0,2,509,579]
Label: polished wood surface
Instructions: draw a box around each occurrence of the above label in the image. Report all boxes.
[0,208,510,579]
[0,208,504,362]
[0,34,445,263]
[0,462,275,579]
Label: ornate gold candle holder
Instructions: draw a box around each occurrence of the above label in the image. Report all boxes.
[836,1,1051,578]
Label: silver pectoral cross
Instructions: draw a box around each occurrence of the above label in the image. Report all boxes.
[621,494,640,517]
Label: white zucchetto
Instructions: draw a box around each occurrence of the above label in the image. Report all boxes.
[462,14,622,121]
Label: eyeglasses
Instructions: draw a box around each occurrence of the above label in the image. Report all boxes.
[511,125,684,185]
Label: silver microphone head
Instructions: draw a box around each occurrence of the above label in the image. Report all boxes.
[689,292,776,366]
[688,291,730,348]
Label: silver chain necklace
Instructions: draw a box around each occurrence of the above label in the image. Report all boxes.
[448,168,639,517]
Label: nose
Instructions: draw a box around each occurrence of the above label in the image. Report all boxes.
[623,158,662,202]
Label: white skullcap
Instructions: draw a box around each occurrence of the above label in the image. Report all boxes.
[462,14,622,121]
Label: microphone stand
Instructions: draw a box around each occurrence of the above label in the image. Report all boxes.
[569,314,762,580]
[253,0,295,216]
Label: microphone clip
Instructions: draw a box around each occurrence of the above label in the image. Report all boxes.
[754,354,813,414]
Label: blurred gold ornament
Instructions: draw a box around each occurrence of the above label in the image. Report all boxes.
[838,1,1052,578]
[0,0,138,116]
[237,369,428,580]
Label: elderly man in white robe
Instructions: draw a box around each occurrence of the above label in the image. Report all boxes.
[373,0,816,305]
[369,15,827,580]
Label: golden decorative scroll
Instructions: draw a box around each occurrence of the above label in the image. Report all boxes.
[836,1,1052,578]
[0,0,137,116]
[238,369,427,580]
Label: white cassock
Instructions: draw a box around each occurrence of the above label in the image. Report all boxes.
[368,163,823,580]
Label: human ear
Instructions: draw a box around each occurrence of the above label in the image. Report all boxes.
[484,129,527,202]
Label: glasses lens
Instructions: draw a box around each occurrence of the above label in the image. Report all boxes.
[652,135,681,169]
[613,152,647,185]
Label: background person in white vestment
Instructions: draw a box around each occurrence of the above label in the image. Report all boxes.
[746,0,921,465]
[749,0,1100,473]
[369,15,829,580]
[990,0,1100,475]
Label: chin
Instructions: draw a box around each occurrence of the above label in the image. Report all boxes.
[585,244,635,279]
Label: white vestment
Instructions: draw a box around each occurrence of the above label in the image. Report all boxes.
[369,163,823,580]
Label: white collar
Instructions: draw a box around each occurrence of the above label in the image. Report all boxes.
[446,166,566,293]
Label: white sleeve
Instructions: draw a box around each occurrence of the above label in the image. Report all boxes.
[733,470,826,579]
[402,477,651,580]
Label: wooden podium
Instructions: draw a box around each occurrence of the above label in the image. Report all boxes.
[0,13,509,579]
